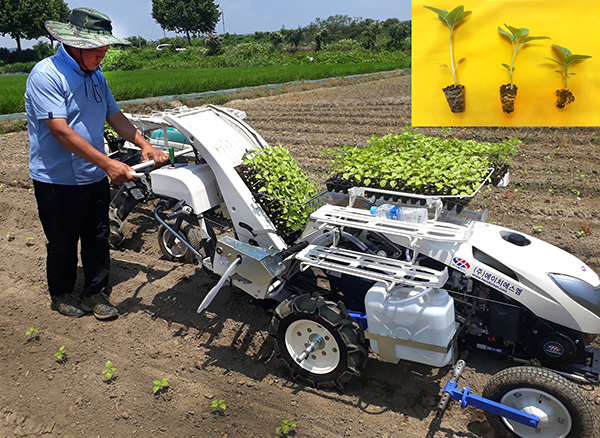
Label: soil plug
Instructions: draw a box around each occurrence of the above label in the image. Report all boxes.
[424,5,471,113]
[498,24,549,113]
[545,44,591,108]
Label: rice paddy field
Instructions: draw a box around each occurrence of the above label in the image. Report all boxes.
[0,61,408,115]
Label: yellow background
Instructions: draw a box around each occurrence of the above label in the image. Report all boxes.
[412,0,600,126]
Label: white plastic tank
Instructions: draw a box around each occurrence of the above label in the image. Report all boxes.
[366,282,455,367]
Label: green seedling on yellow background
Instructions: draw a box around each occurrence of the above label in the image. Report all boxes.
[424,5,471,85]
[499,24,549,88]
[546,45,591,108]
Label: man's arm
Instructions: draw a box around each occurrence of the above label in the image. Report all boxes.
[45,118,135,184]
[106,111,169,165]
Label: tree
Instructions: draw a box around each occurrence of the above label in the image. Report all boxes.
[286,27,305,51]
[46,0,70,48]
[362,22,381,51]
[203,33,223,55]
[0,0,69,51]
[152,0,221,46]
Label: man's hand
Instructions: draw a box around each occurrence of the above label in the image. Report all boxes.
[107,112,169,167]
[104,159,135,184]
[141,145,169,166]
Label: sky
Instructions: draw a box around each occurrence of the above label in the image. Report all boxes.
[0,0,412,50]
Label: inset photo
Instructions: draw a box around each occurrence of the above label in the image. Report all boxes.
[412,0,598,126]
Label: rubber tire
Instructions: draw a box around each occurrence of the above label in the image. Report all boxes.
[157,221,197,264]
[482,366,595,438]
[269,294,369,389]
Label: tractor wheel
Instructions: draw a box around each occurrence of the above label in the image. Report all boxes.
[269,294,368,389]
[482,366,595,438]
[157,221,197,264]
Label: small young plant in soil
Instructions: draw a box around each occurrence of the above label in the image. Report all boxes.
[54,346,67,362]
[26,327,38,336]
[498,24,549,113]
[26,327,40,342]
[211,398,226,415]
[102,360,117,381]
[545,44,592,108]
[423,5,471,113]
[277,419,297,435]
[153,378,169,394]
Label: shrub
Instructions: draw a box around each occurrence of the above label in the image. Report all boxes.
[328,39,361,52]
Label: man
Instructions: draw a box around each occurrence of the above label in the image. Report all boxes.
[25,8,168,320]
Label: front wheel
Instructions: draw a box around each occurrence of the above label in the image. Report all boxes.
[482,366,595,438]
[269,294,368,389]
[157,221,197,264]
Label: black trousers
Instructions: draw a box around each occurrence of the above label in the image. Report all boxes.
[33,178,111,298]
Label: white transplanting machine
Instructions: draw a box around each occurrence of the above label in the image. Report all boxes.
[105,106,599,438]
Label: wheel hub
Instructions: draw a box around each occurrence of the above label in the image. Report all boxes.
[285,320,340,375]
[500,388,572,438]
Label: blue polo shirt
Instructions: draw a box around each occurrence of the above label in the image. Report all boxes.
[26,45,121,185]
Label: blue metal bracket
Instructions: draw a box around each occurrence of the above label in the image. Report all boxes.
[442,379,539,429]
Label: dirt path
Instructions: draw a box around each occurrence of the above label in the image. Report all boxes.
[1,72,600,438]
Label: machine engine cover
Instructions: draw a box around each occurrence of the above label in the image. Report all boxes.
[151,163,223,214]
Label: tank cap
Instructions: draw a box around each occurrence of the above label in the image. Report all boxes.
[429,289,448,305]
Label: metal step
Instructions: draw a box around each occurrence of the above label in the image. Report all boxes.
[295,244,448,289]
[310,204,474,247]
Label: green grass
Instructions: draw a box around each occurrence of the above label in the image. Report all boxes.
[0,75,28,115]
[0,61,408,115]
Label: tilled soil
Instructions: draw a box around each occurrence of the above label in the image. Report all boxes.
[1,71,600,438]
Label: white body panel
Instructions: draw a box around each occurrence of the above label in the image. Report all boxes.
[150,163,223,214]
[414,221,600,334]
[163,106,287,251]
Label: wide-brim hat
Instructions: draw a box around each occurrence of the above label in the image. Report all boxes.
[45,7,131,49]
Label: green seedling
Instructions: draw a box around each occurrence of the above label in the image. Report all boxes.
[54,346,66,361]
[26,327,39,336]
[576,230,586,238]
[532,225,543,234]
[102,360,118,380]
[423,5,471,86]
[324,131,518,198]
[153,378,169,394]
[423,5,471,113]
[572,189,581,197]
[240,145,320,243]
[277,419,297,435]
[25,237,34,246]
[211,399,226,410]
[499,24,549,88]
[498,24,549,113]
[546,45,592,108]
[7,232,15,242]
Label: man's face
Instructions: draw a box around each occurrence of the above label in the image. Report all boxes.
[74,46,109,71]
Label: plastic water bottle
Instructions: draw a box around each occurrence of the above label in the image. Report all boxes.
[370,204,428,224]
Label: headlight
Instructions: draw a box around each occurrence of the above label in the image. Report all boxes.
[549,273,600,318]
